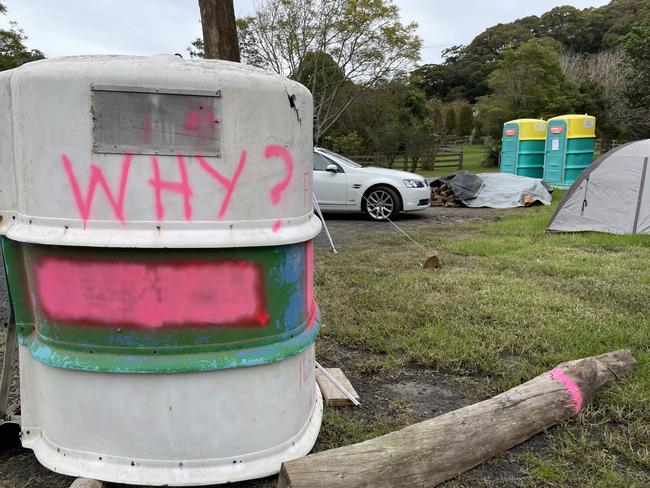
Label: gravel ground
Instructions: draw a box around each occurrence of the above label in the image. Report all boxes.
[314,206,506,250]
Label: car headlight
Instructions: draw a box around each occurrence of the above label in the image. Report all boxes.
[403,179,425,188]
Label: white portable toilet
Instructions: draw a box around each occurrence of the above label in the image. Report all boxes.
[0,55,322,485]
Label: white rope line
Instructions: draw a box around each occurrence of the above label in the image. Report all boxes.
[352,187,428,253]
[312,194,338,253]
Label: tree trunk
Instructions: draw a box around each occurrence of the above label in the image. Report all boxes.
[429,147,438,171]
[198,0,240,62]
[423,151,433,171]
[410,155,419,173]
[278,350,636,488]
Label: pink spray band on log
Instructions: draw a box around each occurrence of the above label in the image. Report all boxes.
[548,368,583,413]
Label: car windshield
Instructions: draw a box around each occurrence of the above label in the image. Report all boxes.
[318,148,363,168]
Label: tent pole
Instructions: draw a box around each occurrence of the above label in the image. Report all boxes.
[312,194,338,254]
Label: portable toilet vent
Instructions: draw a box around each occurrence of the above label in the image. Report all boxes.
[543,114,596,187]
[500,119,547,178]
[0,55,322,486]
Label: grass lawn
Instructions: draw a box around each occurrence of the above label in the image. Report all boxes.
[314,195,650,486]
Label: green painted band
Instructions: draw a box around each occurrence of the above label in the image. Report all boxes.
[27,310,320,374]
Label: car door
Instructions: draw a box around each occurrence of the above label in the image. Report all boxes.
[313,152,348,207]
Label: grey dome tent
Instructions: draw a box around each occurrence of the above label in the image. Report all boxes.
[548,139,650,234]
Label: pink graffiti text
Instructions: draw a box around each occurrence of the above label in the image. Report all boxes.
[264,144,294,232]
[62,145,294,229]
[196,150,246,219]
[149,155,193,221]
[62,153,132,228]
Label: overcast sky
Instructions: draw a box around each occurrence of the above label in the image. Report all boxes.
[1,0,610,65]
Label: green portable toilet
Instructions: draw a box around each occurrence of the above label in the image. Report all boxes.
[500,119,547,178]
[544,114,596,187]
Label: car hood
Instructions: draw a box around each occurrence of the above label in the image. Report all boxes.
[356,166,424,181]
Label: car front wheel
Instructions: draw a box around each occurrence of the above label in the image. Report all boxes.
[364,186,400,221]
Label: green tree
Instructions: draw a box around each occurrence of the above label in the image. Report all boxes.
[404,118,435,172]
[410,0,648,105]
[410,63,447,100]
[403,86,427,119]
[598,0,650,49]
[322,132,364,155]
[558,49,650,139]
[331,77,404,150]
[224,0,421,142]
[536,6,596,53]
[622,17,650,110]
[368,120,404,169]
[443,105,456,137]
[477,38,575,137]
[0,3,44,71]
[425,98,444,134]
[187,38,204,58]
[292,50,354,136]
[456,101,474,137]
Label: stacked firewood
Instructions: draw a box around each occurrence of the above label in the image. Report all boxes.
[430,184,459,207]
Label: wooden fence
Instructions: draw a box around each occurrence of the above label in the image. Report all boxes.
[430,145,463,171]
[347,145,464,172]
[595,139,630,153]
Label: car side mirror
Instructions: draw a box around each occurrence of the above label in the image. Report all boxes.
[326,164,339,173]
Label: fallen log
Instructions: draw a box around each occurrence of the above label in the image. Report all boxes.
[278,350,635,488]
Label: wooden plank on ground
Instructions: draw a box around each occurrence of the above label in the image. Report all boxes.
[315,368,360,407]
[69,478,108,488]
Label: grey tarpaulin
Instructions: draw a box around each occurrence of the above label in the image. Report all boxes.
[433,172,552,208]
[548,139,650,234]
[430,172,483,201]
[463,173,552,208]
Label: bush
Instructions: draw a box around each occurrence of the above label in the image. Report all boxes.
[322,132,364,155]
[482,141,501,167]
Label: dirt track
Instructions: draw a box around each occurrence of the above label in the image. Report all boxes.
[314,206,504,250]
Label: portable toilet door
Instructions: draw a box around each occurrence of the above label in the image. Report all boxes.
[499,121,520,175]
[544,114,596,187]
[500,119,546,178]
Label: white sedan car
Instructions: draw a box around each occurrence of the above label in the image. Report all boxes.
[313,148,430,221]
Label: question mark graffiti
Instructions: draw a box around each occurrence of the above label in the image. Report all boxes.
[264,144,294,232]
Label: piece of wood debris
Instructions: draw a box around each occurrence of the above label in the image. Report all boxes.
[279,350,636,488]
[70,478,108,488]
[315,368,360,407]
[422,249,441,268]
[430,184,460,207]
